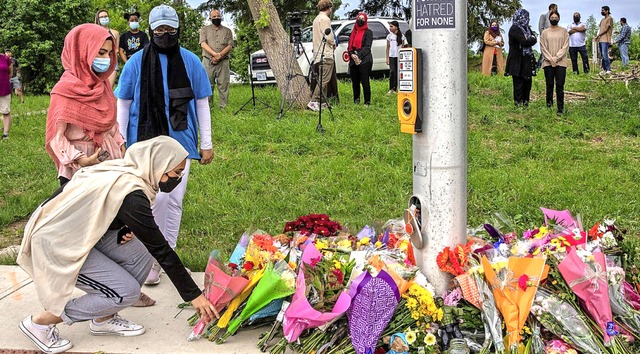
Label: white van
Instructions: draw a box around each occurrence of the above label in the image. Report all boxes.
[249,18,409,84]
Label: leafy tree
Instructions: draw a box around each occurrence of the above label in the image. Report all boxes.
[90,0,204,55]
[0,0,203,94]
[245,0,310,107]
[229,19,262,79]
[358,0,410,20]
[585,15,598,54]
[630,27,640,60]
[195,0,341,76]
[0,0,94,93]
[466,0,521,44]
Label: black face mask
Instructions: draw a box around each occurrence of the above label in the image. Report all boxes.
[153,32,179,50]
[211,18,222,26]
[574,16,580,23]
[159,174,182,193]
[356,19,365,26]
[550,19,559,26]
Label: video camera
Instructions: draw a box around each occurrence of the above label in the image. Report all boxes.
[286,10,309,44]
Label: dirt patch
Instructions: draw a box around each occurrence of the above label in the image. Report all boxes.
[479,88,500,96]
[0,219,27,249]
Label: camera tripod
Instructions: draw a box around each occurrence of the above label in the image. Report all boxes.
[276,28,334,132]
[235,46,272,115]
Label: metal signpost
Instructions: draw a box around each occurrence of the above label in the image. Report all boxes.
[410,0,468,295]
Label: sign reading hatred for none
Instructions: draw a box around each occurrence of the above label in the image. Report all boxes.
[414,0,455,29]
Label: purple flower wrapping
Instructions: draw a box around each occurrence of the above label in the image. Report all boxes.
[347,270,400,354]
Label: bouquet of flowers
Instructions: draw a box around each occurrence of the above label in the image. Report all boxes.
[187,250,250,341]
[284,213,342,236]
[348,270,400,354]
[219,260,296,342]
[530,288,605,354]
[557,248,618,344]
[482,255,547,353]
[437,240,474,277]
[282,244,353,342]
[468,261,506,354]
[607,265,640,338]
[208,267,265,340]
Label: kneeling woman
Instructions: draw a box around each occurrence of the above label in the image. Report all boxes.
[17,136,217,354]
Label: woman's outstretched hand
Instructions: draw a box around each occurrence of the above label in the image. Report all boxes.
[191,293,219,323]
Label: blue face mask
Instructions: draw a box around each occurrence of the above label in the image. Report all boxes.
[130,21,140,30]
[92,57,111,73]
[99,17,110,26]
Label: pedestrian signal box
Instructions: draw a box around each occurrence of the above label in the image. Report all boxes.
[397,48,423,134]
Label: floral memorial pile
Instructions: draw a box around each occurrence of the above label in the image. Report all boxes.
[178,209,640,354]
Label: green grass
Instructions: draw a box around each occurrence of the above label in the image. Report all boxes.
[2,60,640,270]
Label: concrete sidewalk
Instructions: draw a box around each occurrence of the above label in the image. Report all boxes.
[0,265,266,353]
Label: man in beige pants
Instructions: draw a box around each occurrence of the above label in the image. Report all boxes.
[199,10,234,109]
[307,0,335,112]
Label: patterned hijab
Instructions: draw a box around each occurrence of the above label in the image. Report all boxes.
[512,9,533,55]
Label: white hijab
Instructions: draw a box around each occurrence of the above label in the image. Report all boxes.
[17,136,188,316]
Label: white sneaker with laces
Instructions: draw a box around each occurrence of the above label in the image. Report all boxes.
[307,101,320,112]
[89,314,145,336]
[19,316,73,354]
[144,261,161,285]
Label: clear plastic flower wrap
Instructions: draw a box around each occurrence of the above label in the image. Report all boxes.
[608,266,640,337]
[468,263,506,354]
[530,288,605,354]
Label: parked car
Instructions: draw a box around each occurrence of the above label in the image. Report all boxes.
[229,70,243,84]
[249,18,409,85]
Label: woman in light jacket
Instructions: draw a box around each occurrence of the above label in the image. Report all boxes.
[481,21,505,76]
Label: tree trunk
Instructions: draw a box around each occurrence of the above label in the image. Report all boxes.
[246,0,311,107]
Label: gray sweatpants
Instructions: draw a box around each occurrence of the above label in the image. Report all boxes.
[60,229,153,325]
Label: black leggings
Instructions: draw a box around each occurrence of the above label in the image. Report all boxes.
[389,57,398,91]
[543,66,567,111]
[350,61,373,104]
[511,76,532,106]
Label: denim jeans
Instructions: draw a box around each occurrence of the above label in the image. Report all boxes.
[619,43,630,66]
[599,42,611,71]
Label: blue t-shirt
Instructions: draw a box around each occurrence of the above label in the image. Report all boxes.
[115,47,212,159]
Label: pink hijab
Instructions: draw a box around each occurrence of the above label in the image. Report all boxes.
[45,24,117,150]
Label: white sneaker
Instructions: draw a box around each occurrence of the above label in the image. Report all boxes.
[89,314,145,336]
[19,316,73,354]
[307,101,320,112]
[144,261,161,285]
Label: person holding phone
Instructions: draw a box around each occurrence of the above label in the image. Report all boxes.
[18,136,218,354]
[45,24,126,186]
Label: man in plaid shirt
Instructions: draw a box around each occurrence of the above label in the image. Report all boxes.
[614,18,631,68]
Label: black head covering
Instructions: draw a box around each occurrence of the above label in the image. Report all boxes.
[137,29,194,142]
